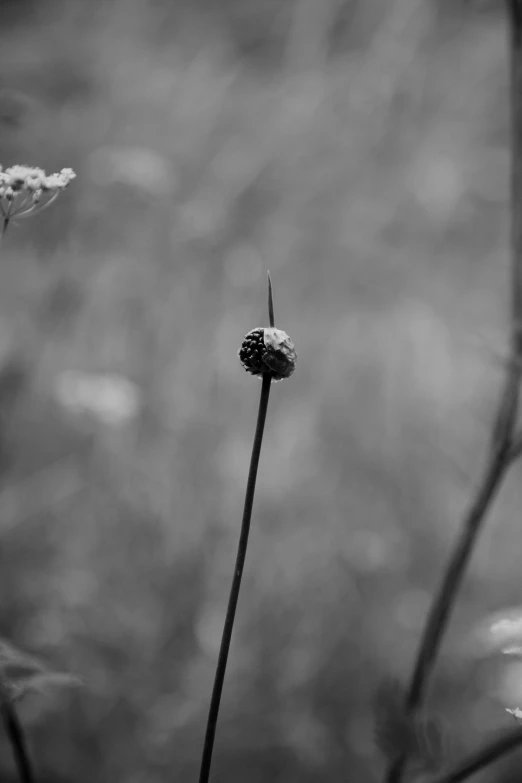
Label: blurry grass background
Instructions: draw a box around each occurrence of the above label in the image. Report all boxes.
[1,0,521,781]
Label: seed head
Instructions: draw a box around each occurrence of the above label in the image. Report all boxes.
[239,326,296,381]
[238,328,266,377]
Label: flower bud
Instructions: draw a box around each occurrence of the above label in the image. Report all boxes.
[238,327,296,381]
[262,327,296,379]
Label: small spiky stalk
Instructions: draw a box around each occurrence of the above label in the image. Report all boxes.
[267,271,275,328]
[198,273,295,783]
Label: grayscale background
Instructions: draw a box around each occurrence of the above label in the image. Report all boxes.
[0,1,519,781]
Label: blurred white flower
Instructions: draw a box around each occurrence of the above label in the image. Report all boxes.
[472,608,522,658]
[506,707,522,721]
[89,146,174,196]
[488,613,522,654]
[54,370,141,426]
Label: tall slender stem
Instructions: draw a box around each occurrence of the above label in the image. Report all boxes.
[198,372,272,783]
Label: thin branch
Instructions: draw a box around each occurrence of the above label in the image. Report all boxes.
[428,727,522,783]
[385,3,522,780]
[14,191,60,219]
[1,200,12,236]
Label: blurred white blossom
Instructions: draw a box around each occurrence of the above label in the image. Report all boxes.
[471,608,522,659]
[89,146,173,196]
[486,611,522,655]
[54,370,141,426]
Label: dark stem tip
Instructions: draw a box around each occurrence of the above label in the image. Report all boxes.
[267,271,275,328]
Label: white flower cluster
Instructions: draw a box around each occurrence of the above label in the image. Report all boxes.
[0,164,76,225]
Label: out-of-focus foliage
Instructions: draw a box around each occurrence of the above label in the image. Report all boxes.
[0,0,520,781]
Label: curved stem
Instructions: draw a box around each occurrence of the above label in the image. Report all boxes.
[385,5,522,781]
[428,727,522,783]
[198,372,272,783]
[385,440,513,783]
